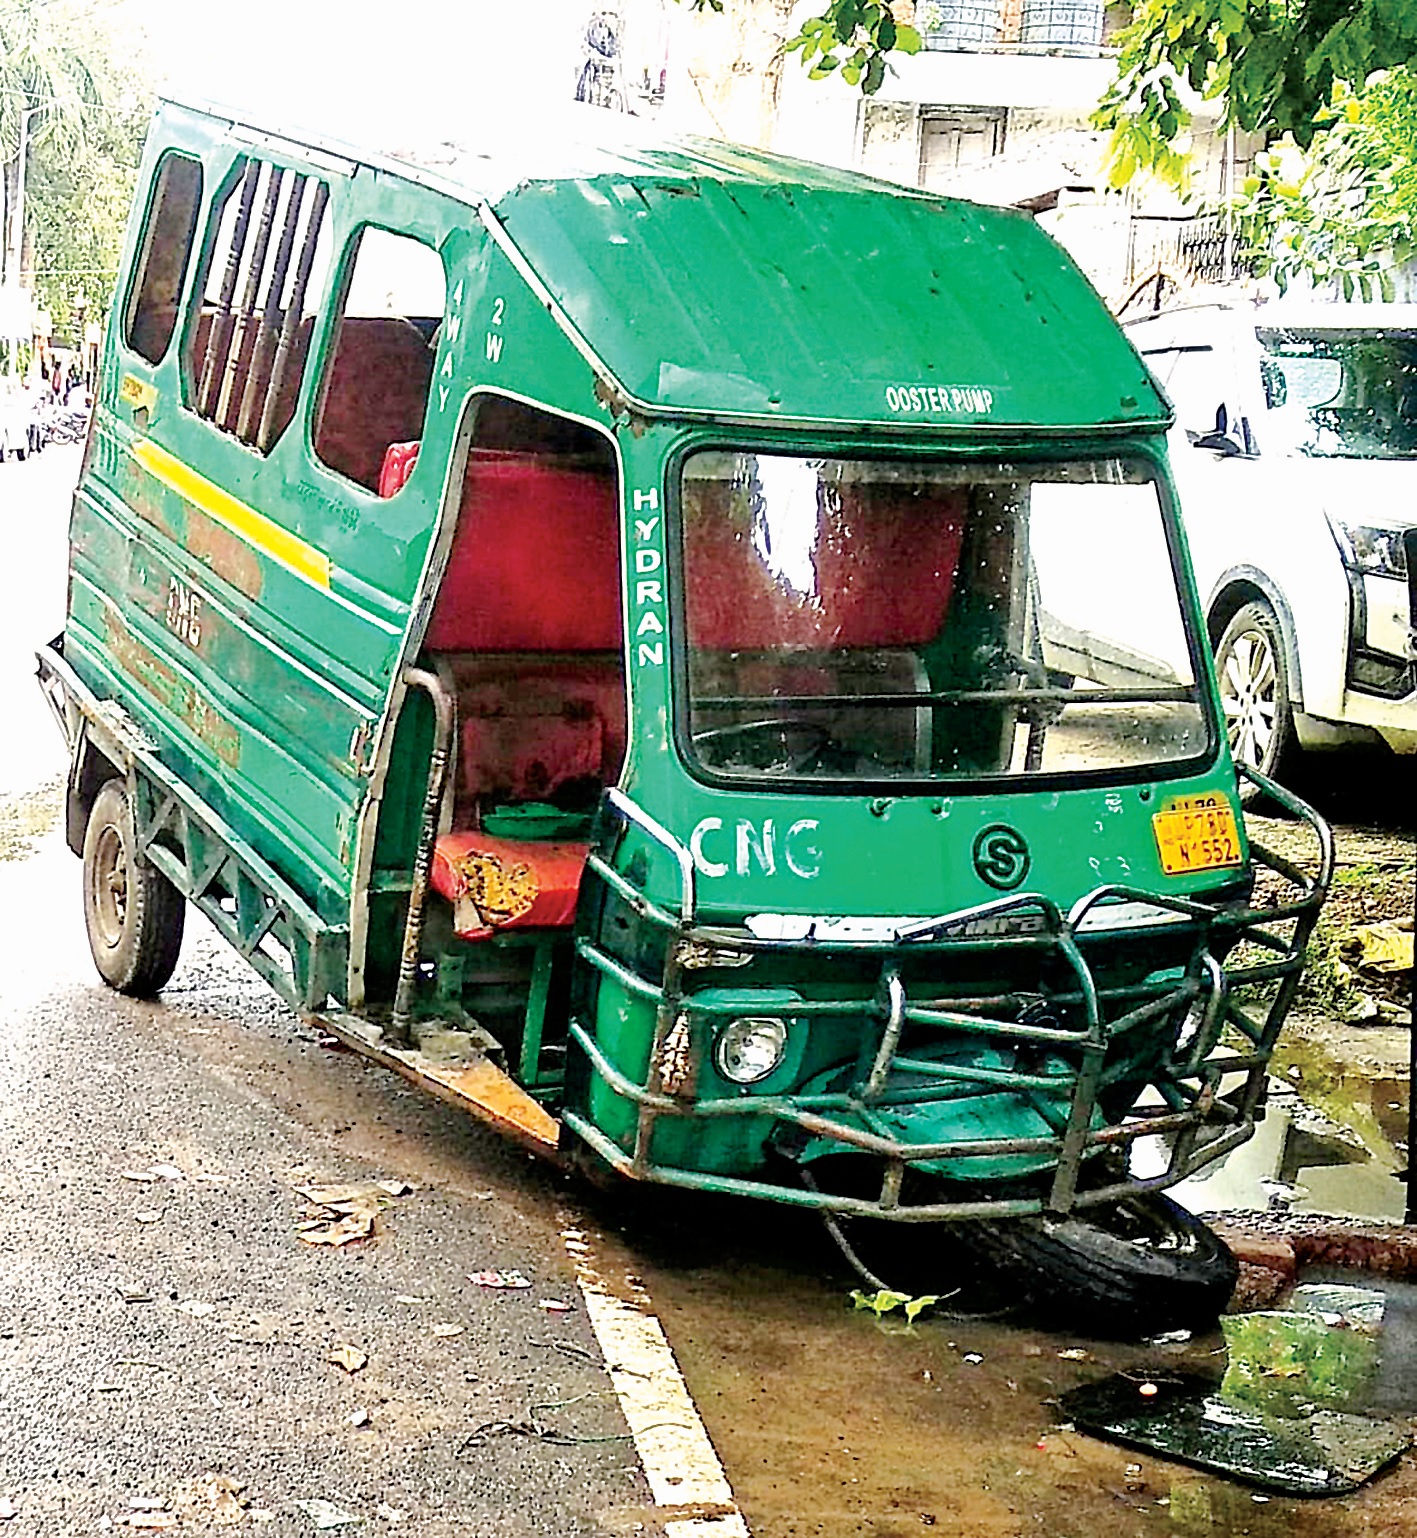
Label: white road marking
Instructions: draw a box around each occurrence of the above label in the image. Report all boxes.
[564,1227,750,1538]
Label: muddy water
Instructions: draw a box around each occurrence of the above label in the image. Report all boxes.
[594,1190,1417,1538]
[1165,1050,1410,1225]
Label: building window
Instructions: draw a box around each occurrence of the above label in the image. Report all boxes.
[124,153,204,366]
[187,157,331,455]
[919,110,1006,191]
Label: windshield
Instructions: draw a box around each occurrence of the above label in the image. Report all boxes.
[678,451,1210,785]
[1258,328,1417,459]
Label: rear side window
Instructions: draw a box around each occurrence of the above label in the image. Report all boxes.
[314,228,445,493]
[187,156,331,454]
[124,153,204,365]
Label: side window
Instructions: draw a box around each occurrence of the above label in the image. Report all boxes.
[313,228,446,494]
[124,153,204,365]
[187,157,331,454]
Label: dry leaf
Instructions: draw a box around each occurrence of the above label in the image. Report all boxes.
[299,1213,374,1247]
[327,1343,368,1374]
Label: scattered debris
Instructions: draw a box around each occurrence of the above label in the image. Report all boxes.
[0,1496,17,1520]
[962,1353,984,1365]
[115,1497,177,1531]
[1145,1329,1192,1346]
[430,1324,465,1339]
[349,1407,371,1428]
[176,1300,216,1319]
[538,1299,573,1314]
[120,1163,184,1184]
[294,1181,408,1248]
[132,1210,163,1225]
[467,1270,531,1290]
[393,1295,427,1306]
[1345,921,1414,976]
[118,1287,154,1304]
[327,1344,368,1374]
[1057,1349,1091,1361]
[374,1506,407,1524]
[295,1498,362,1529]
[175,1475,247,1526]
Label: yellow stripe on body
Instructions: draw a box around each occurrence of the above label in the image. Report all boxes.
[131,438,332,590]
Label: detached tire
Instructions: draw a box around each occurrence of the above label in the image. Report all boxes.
[82,778,185,995]
[1214,599,1297,803]
[969,1192,1237,1338]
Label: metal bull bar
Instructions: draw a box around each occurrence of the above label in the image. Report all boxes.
[562,775,1333,1222]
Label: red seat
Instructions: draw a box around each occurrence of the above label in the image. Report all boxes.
[431,832,590,941]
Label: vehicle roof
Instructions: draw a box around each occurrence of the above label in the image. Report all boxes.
[158,97,1168,434]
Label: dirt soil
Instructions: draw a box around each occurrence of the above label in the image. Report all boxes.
[1249,808,1414,1026]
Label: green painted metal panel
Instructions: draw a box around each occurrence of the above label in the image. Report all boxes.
[493,174,1165,430]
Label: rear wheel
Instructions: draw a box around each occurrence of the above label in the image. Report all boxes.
[82,778,185,995]
[967,1192,1237,1338]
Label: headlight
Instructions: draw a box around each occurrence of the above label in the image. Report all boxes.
[1327,515,1410,579]
[713,1016,789,1085]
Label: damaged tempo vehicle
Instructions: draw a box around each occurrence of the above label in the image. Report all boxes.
[38,99,1332,1334]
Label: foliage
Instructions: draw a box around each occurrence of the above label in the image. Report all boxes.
[687,0,923,94]
[850,1288,941,1321]
[1225,69,1417,299]
[1095,0,1417,187]
[1,0,151,337]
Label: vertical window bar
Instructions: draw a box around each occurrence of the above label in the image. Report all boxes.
[198,158,261,418]
[257,180,329,454]
[218,164,283,432]
[237,171,307,444]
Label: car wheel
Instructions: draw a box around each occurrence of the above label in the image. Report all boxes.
[1214,599,1297,798]
[82,778,186,995]
[967,1192,1238,1338]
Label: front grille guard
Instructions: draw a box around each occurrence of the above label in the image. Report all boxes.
[562,775,1333,1222]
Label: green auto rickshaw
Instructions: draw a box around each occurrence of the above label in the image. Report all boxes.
[38,98,1330,1333]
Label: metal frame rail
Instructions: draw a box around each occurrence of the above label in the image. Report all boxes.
[562,774,1333,1223]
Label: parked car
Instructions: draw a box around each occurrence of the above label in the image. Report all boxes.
[1123,300,1417,794]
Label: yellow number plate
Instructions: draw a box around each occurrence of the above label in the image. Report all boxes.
[1152,801,1244,875]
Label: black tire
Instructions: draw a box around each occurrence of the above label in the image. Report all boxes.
[82,778,185,995]
[968,1192,1237,1338]
[1213,599,1297,802]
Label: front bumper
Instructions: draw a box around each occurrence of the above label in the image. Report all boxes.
[563,776,1333,1223]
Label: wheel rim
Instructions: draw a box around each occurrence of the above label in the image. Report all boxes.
[1220,627,1277,771]
[91,823,130,948]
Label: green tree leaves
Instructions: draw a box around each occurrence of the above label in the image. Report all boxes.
[783,3,922,95]
[1226,71,1417,299]
[1095,0,1417,182]
[1,0,150,332]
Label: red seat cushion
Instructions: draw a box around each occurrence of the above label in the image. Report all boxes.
[431,832,590,941]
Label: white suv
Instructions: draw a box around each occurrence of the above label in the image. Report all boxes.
[1124,299,1417,790]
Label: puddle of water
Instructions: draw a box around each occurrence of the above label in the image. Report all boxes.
[1142,1067,1410,1225]
[1298,1269,1417,1417]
